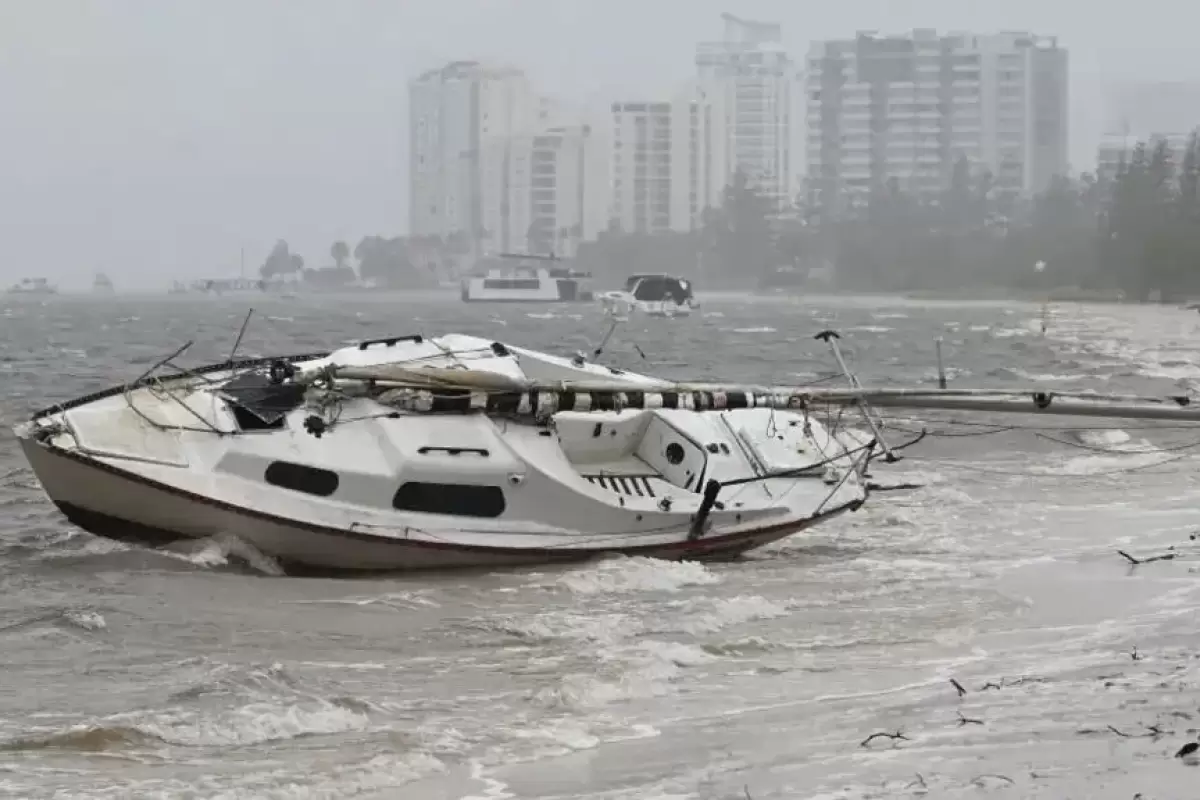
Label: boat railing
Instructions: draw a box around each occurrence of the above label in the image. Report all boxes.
[119,342,236,435]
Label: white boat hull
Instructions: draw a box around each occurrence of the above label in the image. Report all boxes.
[461,269,594,303]
[599,291,696,318]
[15,334,866,575]
[20,435,858,573]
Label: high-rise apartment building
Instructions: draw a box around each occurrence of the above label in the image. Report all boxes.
[409,61,606,255]
[486,123,608,255]
[804,30,1069,212]
[609,93,707,234]
[695,14,796,210]
[410,61,535,241]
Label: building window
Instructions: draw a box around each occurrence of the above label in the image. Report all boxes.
[264,462,340,497]
[392,482,507,518]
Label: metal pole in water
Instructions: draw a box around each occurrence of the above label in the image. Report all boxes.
[1035,259,1048,337]
[935,337,946,389]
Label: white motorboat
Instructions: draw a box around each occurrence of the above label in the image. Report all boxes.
[600,274,697,318]
[7,278,57,295]
[461,253,594,303]
[14,333,869,574]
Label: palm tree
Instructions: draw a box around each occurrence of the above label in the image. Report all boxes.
[330,240,350,269]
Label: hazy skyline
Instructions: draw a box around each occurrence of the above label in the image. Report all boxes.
[3,0,1198,288]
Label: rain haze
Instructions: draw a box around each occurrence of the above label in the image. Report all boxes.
[3,0,1200,289]
[8,4,1200,799]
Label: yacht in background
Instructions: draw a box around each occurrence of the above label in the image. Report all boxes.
[461,253,594,303]
[7,278,58,296]
[92,273,115,295]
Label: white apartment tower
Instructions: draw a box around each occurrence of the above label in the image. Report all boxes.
[695,13,795,210]
[804,30,1069,212]
[409,61,540,243]
[409,61,606,255]
[609,94,706,234]
[490,123,608,256]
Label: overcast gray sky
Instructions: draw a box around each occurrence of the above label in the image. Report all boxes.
[2,0,1197,289]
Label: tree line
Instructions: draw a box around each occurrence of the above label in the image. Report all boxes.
[258,235,468,289]
[579,130,1200,300]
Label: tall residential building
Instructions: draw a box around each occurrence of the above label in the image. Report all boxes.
[409,61,606,256]
[1096,131,1194,183]
[408,61,541,243]
[804,30,1069,213]
[695,13,796,210]
[486,123,608,255]
[609,93,707,234]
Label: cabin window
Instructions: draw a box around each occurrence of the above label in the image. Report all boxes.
[392,482,506,518]
[482,278,541,290]
[264,461,340,497]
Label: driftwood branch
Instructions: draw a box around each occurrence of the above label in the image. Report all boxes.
[1118,549,1176,566]
[950,678,966,697]
[860,730,909,748]
[957,711,984,727]
[866,481,925,493]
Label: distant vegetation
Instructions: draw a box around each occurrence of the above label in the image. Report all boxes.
[581,128,1200,300]
[258,236,461,289]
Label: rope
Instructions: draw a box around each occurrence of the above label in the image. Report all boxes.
[903,449,1200,478]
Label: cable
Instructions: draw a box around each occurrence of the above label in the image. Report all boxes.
[1032,431,1200,454]
[902,449,1200,478]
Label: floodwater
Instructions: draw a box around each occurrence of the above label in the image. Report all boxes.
[2,291,1200,799]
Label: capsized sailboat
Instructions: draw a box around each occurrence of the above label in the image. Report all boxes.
[14,333,872,574]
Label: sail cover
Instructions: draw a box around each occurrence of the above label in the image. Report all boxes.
[218,371,307,425]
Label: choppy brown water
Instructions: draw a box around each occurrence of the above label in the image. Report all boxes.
[2,291,1200,799]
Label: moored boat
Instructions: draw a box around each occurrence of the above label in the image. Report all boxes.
[14,333,868,574]
[7,278,57,295]
[460,253,594,303]
[600,274,697,318]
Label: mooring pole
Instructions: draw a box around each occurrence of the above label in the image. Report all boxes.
[935,337,946,389]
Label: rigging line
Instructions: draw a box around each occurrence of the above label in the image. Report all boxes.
[902,450,1200,478]
[718,430,927,490]
[871,414,1200,432]
[226,307,254,367]
[815,440,875,515]
[884,422,1018,438]
[1032,432,1200,455]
